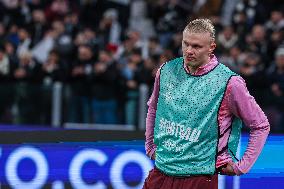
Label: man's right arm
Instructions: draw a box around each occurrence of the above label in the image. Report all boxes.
[145,68,161,160]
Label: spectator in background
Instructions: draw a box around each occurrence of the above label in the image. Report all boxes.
[42,49,67,83]
[232,0,267,30]
[232,11,250,44]
[216,26,238,55]
[168,31,183,57]
[123,48,143,125]
[0,2,6,22]
[157,49,174,67]
[145,36,163,59]
[81,28,100,59]
[74,28,99,48]
[73,28,100,63]
[0,22,6,43]
[52,20,74,63]
[45,0,70,22]
[239,53,269,107]
[129,0,156,41]
[91,50,121,124]
[16,27,31,56]
[265,10,284,60]
[267,46,284,132]
[115,31,143,68]
[28,9,48,47]
[134,55,158,91]
[3,40,18,64]
[41,49,67,124]
[63,12,80,39]
[17,0,33,25]
[219,45,245,73]
[123,48,143,83]
[115,31,144,59]
[13,51,43,124]
[6,24,19,47]
[268,30,284,60]
[97,8,121,47]
[1,0,25,26]
[265,10,284,35]
[0,45,16,123]
[31,29,56,64]
[153,0,186,48]
[192,0,223,19]
[245,25,269,67]
[68,45,94,123]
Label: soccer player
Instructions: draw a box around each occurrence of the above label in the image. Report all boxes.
[143,18,270,189]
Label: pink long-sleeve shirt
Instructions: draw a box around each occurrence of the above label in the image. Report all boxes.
[145,55,270,175]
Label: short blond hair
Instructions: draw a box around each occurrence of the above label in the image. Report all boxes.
[184,18,215,41]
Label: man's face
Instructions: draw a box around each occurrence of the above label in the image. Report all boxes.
[276,55,284,69]
[182,30,216,70]
[0,51,4,60]
[78,46,92,61]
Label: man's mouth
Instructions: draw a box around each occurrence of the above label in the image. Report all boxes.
[186,57,195,61]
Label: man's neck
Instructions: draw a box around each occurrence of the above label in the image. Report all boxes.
[187,57,211,74]
[187,66,199,74]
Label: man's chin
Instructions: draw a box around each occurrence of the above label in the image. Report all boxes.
[185,61,198,67]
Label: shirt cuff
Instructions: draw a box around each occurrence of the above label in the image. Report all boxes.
[232,162,244,176]
[148,148,156,160]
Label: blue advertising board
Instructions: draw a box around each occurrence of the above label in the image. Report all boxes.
[0,135,283,189]
[0,141,153,189]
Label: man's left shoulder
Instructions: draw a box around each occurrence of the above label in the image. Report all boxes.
[218,63,239,76]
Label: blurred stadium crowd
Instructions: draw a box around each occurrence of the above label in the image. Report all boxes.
[0,0,283,132]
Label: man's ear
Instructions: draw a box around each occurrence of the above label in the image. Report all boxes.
[209,42,216,54]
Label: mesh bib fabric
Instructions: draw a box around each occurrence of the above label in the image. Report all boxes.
[154,57,242,176]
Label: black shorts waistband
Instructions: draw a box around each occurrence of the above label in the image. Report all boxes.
[154,166,215,179]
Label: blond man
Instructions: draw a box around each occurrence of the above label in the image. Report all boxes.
[143,18,270,189]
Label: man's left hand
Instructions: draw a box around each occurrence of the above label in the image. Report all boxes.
[219,162,236,176]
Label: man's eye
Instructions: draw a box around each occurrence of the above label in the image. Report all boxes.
[193,45,201,49]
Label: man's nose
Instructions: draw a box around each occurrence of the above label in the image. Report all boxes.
[186,46,193,54]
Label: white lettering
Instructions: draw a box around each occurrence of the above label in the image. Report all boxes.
[162,139,185,153]
[5,146,48,189]
[110,151,152,189]
[189,129,201,142]
[159,118,166,131]
[159,118,201,142]
[69,149,107,189]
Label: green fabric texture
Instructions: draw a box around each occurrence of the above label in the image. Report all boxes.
[154,57,242,176]
[228,118,243,161]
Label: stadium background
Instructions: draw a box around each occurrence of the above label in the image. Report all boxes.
[0,0,284,188]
